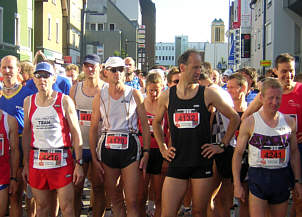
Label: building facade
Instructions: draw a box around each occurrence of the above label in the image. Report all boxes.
[0,0,34,61]
[250,0,302,73]
[62,0,82,64]
[205,19,228,70]
[34,0,67,64]
[85,0,138,63]
[211,18,225,43]
[155,42,175,67]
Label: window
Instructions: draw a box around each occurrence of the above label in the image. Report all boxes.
[169,56,171,61]
[166,56,168,61]
[159,56,161,61]
[98,23,104,31]
[28,28,32,49]
[257,30,261,49]
[0,7,3,43]
[15,13,20,46]
[109,24,115,31]
[172,47,174,50]
[172,56,174,61]
[266,22,272,45]
[56,20,59,43]
[48,15,51,40]
[90,24,96,31]
[72,33,76,46]
[159,47,161,50]
[215,27,221,42]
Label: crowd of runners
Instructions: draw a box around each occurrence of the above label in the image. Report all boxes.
[0,49,302,217]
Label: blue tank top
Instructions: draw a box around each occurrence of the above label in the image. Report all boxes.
[0,85,35,134]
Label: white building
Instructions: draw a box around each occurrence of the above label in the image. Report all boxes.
[155,42,175,66]
[205,43,228,70]
[250,0,302,73]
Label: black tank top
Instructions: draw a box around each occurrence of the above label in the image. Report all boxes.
[168,85,212,167]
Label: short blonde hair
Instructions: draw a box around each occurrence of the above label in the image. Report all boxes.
[261,78,282,96]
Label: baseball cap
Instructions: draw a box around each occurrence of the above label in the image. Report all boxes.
[223,69,233,77]
[105,57,125,69]
[83,54,100,65]
[34,62,55,75]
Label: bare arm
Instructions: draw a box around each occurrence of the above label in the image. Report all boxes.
[133,89,150,151]
[241,93,262,120]
[133,89,150,172]
[286,115,302,199]
[7,114,19,194]
[232,116,254,202]
[62,95,83,185]
[22,97,31,182]
[152,89,176,161]
[89,91,104,181]
[33,50,47,66]
[8,115,19,178]
[69,82,78,104]
[205,87,240,146]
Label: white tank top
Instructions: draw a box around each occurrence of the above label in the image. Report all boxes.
[29,93,71,149]
[75,82,102,149]
[248,111,291,169]
[99,84,138,133]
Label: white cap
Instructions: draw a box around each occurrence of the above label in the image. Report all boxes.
[223,69,233,77]
[104,57,125,68]
[149,69,166,80]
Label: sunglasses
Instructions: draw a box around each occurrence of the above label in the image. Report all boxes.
[172,79,179,84]
[34,72,52,79]
[108,67,124,73]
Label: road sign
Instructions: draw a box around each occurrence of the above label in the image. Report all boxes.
[260,60,272,67]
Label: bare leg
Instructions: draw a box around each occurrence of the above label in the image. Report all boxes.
[249,193,267,217]
[57,183,75,217]
[103,163,126,217]
[121,161,140,217]
[0,188,8,217]
[191,177,216,217]
[31,187,53,217]
[161,177,188,217]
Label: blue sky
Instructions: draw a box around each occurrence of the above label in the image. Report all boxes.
[152,0,230,42]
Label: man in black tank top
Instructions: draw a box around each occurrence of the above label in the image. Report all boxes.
[153,49,240,217]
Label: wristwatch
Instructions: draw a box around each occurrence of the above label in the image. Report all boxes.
[76,159,83,166]
[217,143,226,151]
[295,179,302,184]
[142,148,150,153]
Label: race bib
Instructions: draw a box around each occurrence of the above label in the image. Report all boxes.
[105,133,129,150]
[260,146,286,166]
[33,149,67,169]
[173,109,200,128]
[0,138,4,156]
[147,115,154,132]
[78,110,92,127]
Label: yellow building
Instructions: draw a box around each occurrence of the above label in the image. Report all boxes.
[211,18,225,44]
[62,0,82,64]
[34,0,68,63]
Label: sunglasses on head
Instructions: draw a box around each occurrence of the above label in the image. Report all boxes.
[34,72,52,79]
[172,79,179,84]
[108,67,124,73]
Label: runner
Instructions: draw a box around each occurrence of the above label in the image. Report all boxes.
[242,53,302,216]
[0,111,19,217]
[233,78,302,217]
[22,61,84,217]
[0,55,35,217]
[89,56,150,217]
[69,54,105,217]
[137,72,168,217]
[152,49,240,217]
